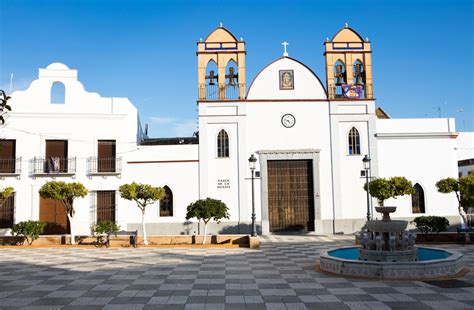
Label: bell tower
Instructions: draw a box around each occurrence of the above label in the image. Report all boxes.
[197,24,246,101]
[324,24,373,99]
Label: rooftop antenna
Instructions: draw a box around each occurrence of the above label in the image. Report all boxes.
[9,73,13,94]
[457,108,466,131]
[433,106,441,118]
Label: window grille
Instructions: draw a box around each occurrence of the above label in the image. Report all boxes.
[0,193,14,229]
[412,183,425,213]
[217,129,229,158]
[160,186,173,217]
[96,191,116,223]
[348,127,361,155]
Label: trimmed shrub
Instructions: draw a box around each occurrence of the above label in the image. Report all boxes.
[92,220,120,235]
[11,221,46,245]
[413,216,449,242]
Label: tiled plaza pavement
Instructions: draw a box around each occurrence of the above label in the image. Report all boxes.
[1,235,474,309]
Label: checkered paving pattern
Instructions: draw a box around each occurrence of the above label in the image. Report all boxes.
[1,235,474,309]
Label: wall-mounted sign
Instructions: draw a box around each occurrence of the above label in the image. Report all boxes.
[342,84,363,99]
[217,179,230,189]
[279,70,294,90]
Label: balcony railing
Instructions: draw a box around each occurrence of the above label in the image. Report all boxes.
[87,157,122,175]
[32,157,76,176]
[0,157,21,176]
[198,83,243,100]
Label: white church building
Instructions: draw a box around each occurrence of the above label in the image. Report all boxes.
[0,25,464,236]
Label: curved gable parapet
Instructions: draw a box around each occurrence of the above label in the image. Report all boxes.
[246,57,327,100]
[204,26,238,43]
[9,63,137,115]
[331,27,364,43]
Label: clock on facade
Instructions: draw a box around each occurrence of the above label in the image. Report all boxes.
[281,113,296,128]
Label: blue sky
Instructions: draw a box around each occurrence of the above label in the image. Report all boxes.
[0,0,472,137]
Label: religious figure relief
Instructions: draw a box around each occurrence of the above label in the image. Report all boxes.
[279,70,294,90]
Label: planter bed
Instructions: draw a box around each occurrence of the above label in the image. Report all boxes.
[0,234,260,248]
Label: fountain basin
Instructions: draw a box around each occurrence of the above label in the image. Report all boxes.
[366,220,408,232]
[319,246,464,279]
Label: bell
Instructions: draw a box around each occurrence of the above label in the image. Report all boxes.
[353,64,365,85]
[334,65,345,86]
[208,70,216,85]
[228,67,237,86]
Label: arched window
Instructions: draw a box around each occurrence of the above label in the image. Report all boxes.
[160,186,173,217]
[217,129,229,158]
[348,127,361,155]
[412,183,425,213]
[51,82,65,104]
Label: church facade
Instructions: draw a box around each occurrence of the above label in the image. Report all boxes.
[0,25,461,236]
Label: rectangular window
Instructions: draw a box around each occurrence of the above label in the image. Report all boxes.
[45,140,68,173]
[0,194,14,229]
[0,140,16,174]
[98,140,116,173]
[96,191,116,223]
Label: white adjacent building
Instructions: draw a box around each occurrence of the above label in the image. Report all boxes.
[0,25,464,236]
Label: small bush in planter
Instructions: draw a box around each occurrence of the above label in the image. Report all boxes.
[91,220,120,246]
[92,220,120,235]
[413,216,449,242]
[11,220,46,245]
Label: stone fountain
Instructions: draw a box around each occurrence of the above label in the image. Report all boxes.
[319,206,465,279]
[359,206,417,262]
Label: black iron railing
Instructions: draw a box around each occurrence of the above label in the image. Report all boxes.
[0,157,21,175]
[32,157,76,175]
[87,157,122,174]
[198,83,241,100]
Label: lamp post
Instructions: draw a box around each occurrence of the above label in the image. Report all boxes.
[248,154,257,237]
[362,155,371,222]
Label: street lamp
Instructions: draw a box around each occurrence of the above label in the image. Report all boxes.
[248,154,257,237]
[362,155,371,222]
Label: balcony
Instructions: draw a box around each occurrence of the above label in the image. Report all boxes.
[87,157,122,175]
[31,157,76,176]
[0,157,21,176]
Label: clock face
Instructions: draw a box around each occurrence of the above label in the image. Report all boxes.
[281,114,296,128]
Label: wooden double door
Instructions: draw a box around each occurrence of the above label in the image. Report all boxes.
[39,198,69,234]
[268,160,315,232]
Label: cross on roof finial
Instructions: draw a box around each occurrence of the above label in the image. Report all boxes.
[282,41,289,57]
[345,22,349,28]
[219,22,223,28]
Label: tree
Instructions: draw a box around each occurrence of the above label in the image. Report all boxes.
[0,90,12,125]
[186,198,230,244]
[364,176,415,206]
[39,181,88,245]
[119,182,164,245]
[436,175,474,229]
